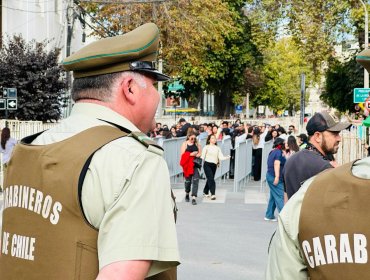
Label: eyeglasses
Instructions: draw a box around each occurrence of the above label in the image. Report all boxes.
[189,137,196,140]
[129,61,157,71]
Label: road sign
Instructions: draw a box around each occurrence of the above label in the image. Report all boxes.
[168,81,184,92]
[235,105,243,114]
[6,88,17,98]
[353,88,370,103]
[0,99,5,110]
[7,99,17,110]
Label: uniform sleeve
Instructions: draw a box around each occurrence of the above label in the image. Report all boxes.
[265,178,315,280]
[82,138,179,276]
[100,152,179,273]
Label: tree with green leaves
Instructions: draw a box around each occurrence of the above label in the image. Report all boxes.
[252,37,312,115]
[245,1,365,76]
[322,57,363,113]
[205,0,261,117]
[0,36,67,122]
[245,0,369,114]
[80,0,260,117]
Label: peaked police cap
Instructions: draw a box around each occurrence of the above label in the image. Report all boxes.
[62,23,170,81]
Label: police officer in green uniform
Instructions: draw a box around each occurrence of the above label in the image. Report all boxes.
[265,49,370,280]
[0,23,179,279]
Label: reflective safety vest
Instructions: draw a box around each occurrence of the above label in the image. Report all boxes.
[299,161,370,279]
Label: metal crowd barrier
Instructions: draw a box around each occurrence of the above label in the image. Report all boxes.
[155,135,232,182]
[161,136,186,180]
[260,140,273,191]
[233,135,253,192]
[214,136,232,180]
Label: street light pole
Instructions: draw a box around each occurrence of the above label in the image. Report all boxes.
[360,0,369,88]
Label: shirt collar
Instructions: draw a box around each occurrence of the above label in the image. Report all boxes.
[71,102,140,132]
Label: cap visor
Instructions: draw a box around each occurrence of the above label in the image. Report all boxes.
[327,122,351,132]
[137,69,171,82]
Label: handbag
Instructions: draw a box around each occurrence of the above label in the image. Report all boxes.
[193,157,203,168]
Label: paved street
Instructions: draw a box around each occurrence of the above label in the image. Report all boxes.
[0,178,276,280]
[173,177,276,280]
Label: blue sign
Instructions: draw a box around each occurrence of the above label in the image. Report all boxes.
[353,88,370,103]
[168,81,184,92]
[235,105,243,114]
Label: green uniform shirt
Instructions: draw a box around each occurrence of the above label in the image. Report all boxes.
[266,157,370,280]
[31,102,180,276]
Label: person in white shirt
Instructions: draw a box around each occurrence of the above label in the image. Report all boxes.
[0,127,17,165]
[201,134,230,200]
[252,125,268,181]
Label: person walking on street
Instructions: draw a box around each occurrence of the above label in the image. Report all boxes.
[201,134,230,200]
[264,137,286,221]
[0,127,17,168]
[180,131,202,205]
[283,111,351,199]
[0,23,180,279]
[0,127,17,192]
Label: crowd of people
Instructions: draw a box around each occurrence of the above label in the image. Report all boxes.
[151,116,320,209]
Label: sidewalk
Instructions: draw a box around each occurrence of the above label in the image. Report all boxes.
[173,177,277,280]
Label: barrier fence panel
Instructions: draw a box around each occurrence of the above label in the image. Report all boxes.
[336,127,366,164]
[245,139,253,179]
[260,140,273,191]
[199,138,207,148]
[221,136,232,177]
[233,142,246,192]
[162,137,186,180]
[0,120,51,140]
[234,134,252,192]
[153,136,164,147]
[214,136,231,180]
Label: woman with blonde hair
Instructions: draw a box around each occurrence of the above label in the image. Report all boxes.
[180,131,202,205]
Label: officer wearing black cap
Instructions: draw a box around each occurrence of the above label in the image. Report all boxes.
[283,111,351,199]
[0,23,179,279]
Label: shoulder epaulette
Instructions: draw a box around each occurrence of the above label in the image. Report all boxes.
[130,131,163,151]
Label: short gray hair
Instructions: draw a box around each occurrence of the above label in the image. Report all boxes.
[71,71,147,102]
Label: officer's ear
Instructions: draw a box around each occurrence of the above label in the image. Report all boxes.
[120,76,137,105]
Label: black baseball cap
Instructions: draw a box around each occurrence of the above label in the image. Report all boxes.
[306,111,351,136]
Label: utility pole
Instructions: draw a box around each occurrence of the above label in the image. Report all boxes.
[65,0,76,117]
[360,0,369,88]
[156,57,163,118]
[300,73,306,128]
